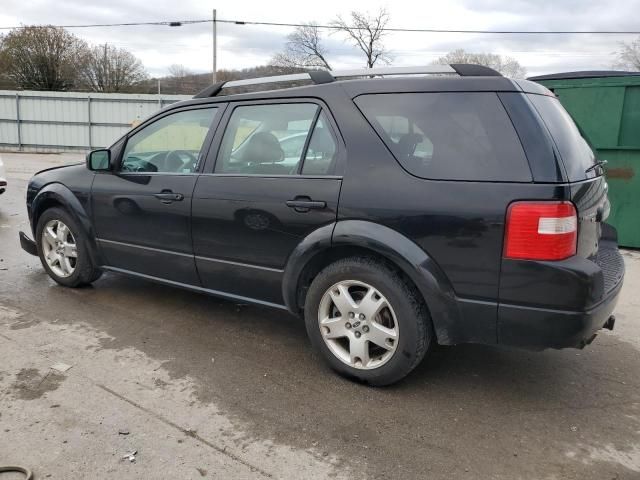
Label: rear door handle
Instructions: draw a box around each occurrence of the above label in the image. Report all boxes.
[154,191,184,203]
[286,197,327,213]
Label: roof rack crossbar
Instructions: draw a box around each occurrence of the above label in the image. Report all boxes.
[193,63,502,98]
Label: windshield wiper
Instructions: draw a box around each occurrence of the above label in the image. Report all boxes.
[585,159,608,174]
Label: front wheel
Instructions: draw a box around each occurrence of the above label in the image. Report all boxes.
[304,257,433,386]
[36,207,102,287]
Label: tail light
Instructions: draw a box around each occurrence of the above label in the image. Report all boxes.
[504,201,577,261]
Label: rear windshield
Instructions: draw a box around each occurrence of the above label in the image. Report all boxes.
[354,92,531,182]
[527,94,597,181]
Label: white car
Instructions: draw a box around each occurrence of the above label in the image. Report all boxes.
[0,155,6,195]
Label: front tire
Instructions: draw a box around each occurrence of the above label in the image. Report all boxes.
[304,257,433,386]
[36,207,102,287]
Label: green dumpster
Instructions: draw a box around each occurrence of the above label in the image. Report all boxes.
[530,71,640,248]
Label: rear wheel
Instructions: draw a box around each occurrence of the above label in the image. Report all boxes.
[304,257,433,386]
[36,207,102,287]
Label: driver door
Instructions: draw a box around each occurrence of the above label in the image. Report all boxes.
[91,105,221,285]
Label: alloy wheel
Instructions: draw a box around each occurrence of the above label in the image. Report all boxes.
[317,280,399,370]
[41,219,77,278]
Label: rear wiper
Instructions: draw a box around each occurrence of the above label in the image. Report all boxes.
[585,159,608,174]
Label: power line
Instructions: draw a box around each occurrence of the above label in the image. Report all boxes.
[0,18,639,35]
[215,19,640,35]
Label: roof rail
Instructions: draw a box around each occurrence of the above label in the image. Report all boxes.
[193,63,502,98]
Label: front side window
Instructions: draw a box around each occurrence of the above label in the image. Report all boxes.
[216,103,319,175]
[121,107,218,173]
[355,92,531,182]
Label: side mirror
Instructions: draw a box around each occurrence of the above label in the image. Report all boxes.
[86,149,111,171]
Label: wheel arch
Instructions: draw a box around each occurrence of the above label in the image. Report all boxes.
[282,220,462,345]
[31,183,102,265]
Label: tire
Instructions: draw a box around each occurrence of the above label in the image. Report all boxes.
[304,257,433,386]
[35,207,102,287]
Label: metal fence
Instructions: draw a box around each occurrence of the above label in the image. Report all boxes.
[0,90,191,153]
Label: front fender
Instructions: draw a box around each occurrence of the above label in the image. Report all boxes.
[31,183,102,266]
[283,220,464,345]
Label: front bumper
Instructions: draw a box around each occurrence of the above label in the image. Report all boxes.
[19,231,38,256]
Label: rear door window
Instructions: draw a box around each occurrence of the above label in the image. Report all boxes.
[215,103,318,175]
[527,94,597,181]
[355,92,531,182]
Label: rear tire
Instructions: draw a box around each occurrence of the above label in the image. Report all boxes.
[304,257,433,386]
[36,207,102,287]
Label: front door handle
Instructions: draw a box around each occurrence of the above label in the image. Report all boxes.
[154,191,184,204]
[286,196,327,213]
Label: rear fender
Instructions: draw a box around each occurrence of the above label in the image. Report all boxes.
[283,220,463,345]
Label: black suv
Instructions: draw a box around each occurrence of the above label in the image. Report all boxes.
[19,64,624,386]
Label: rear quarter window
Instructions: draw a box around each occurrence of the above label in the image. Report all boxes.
[526,94,597,181]
[354,92,532,182]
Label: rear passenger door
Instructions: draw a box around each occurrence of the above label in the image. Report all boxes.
[191,99,343,306]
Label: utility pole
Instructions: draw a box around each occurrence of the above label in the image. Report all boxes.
[212,9,217,83]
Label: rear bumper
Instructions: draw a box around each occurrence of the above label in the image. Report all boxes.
[497,222,624,349]
[498,278,622,349]
[19,231,38,256]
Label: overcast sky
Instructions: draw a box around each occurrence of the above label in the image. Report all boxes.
[1,0,639,78]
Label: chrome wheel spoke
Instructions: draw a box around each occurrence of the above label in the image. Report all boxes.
[46,250,59,264]
[320,317,349,339]
[63,243,77,258]
[44,227,57,248]
[56,222,69,241]
[359,288,385,319]
[60,256,73,275]
[367,321,398,350]
[349,337,370,367]
[329,284,358,316]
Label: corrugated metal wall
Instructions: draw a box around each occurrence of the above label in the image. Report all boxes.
[0,90,191,152]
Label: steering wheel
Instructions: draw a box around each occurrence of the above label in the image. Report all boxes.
[165,150,198,172]
[121,159,158,173]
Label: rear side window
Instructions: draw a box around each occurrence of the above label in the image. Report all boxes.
[355,92,531,182]
[527,94,597,181]
[216,103,318,175]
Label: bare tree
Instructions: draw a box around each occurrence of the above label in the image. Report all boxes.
[271,23,331,70]
[434,49,527,78]
[0,26,88,90]
[80,43,148,93]
[614,37,640,70]
[168,64,193,78]
[331,8,391,68]
[167,64,195,94]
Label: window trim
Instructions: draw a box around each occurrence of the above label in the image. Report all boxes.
[296,107,322,174]
[202,97,344,178]
[115,104,226,176]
